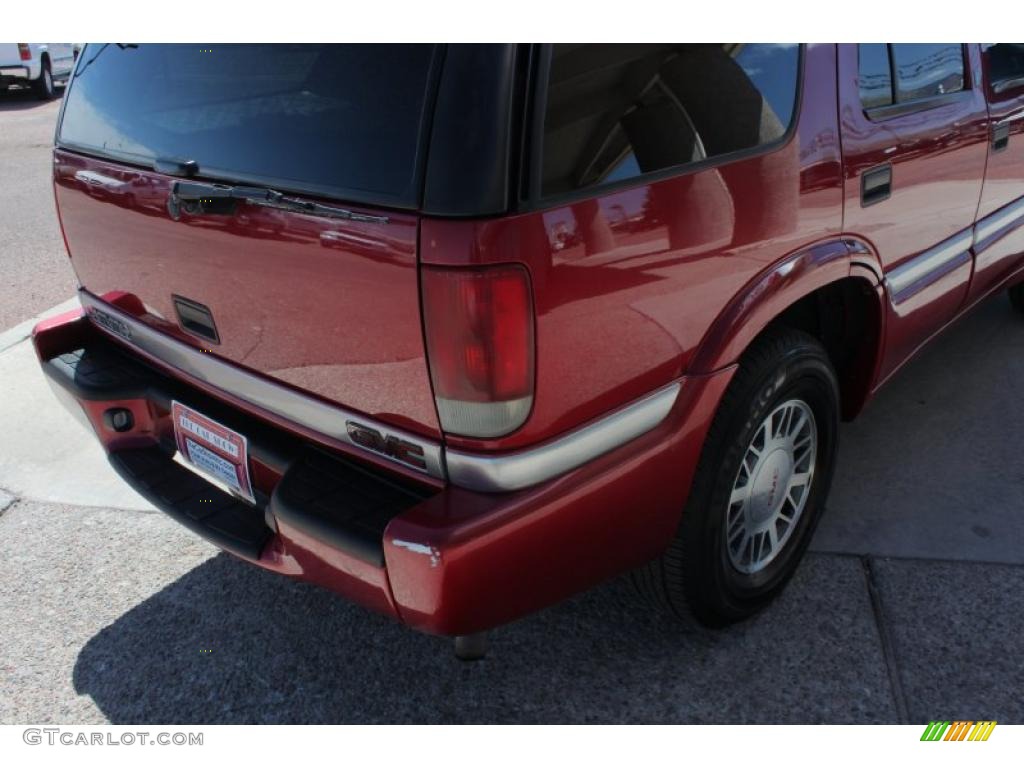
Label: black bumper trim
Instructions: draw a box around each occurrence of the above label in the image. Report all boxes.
[270,449,431,567]
[110,447,272,560]
[40,329,436,566]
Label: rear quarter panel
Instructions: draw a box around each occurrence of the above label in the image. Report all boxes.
[423,43,844,452]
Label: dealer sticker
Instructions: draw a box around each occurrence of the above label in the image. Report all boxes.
[171,401,255,503]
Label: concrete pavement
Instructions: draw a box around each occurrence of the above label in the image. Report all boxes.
[0,326,151,510]
[0,90,77,330]
[815,294,1024,564]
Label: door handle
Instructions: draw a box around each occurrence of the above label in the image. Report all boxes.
[992,123,1010,153]
[172,295,220,345]
[861,163,892,207]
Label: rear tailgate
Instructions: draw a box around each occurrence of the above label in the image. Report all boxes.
[53,44,441,438]
[0,43,27,70]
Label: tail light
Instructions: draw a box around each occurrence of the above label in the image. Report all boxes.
[421,265,535,438]
[17,44,31,61]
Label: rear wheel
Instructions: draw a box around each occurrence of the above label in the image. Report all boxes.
[1010,283,1024,315]
[634,328,840,626]
[32,59,55,100]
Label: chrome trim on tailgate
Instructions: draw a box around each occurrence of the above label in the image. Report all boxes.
[885,230,973,300]
[445,383,682,493]
[79,291,446,480]
[81,291,682,494]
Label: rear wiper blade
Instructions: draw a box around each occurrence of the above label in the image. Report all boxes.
[166,180,389,224]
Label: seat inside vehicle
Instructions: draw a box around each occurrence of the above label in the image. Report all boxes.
[542,44,795,196]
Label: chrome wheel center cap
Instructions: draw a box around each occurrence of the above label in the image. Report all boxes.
[725,399,818,575]
[749,449,793,524]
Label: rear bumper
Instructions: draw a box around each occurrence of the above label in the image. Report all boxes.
[33,307,733,635]
[0,65,33,85]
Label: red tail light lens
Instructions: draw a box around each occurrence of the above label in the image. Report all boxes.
[18,44,31,61]
[421,265,535,438]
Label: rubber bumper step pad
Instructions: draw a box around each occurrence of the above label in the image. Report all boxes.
[271,449,433,567]
[110,447,272,560]
[45,346,151,400]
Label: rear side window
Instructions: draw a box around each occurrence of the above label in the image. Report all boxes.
[859,44,966,115]
[858,44,893,108]
[540,44,800,198]
[891,44,965,102]
[984,43,1024,95]
[59,44,438,208]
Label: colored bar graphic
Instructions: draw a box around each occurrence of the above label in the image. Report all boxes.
[968,721,997,741]
[921,721,950,741]
[944,721,971,741]
[921,720,996,741]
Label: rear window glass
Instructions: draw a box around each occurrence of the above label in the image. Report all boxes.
[891,44,965,102]
[540,44,800,198]
[59,44,438,207]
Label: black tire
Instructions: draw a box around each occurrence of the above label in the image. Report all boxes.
[634,327,840,626]
[32,58,55,101]
[1010,283,1024,315]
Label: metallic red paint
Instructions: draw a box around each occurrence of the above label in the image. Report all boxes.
[53,151,441,439]
[32,312,731,635]
[35,44,1024,637]
[84,291,444,490]
[687,239,864,373]
[383,369,734,635]
[838,44,990,382]
[423,43,844,453]
[970,46,1024,303]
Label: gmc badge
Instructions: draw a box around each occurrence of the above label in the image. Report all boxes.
[345,421,427,471]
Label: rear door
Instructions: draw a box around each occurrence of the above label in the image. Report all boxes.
[968,43,1024,303]
[54,44,442,437]
[839,44,989,382]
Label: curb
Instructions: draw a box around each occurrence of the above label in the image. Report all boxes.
[0,296,80,355]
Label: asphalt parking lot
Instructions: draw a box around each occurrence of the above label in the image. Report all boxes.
[0,88,76,330]
[1,88,1022,725]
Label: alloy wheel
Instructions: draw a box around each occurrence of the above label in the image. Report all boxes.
[725,399,817,574]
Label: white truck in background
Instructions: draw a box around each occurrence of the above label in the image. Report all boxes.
[0,44,77,99]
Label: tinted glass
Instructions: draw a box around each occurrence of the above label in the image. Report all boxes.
[541,44,800,197]
[985,43,1024,94]
[891,44,964,102]
[60,44,437,206]
[859,44,893,108]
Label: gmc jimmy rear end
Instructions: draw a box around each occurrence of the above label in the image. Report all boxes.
[35,43,1024,658]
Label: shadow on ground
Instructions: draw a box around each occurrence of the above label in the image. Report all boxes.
[0,86,64,112]
[72,552,896,724]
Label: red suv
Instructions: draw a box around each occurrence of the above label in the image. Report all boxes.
[35,44,1024,658]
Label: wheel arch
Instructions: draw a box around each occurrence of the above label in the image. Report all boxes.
[689,238,886,421]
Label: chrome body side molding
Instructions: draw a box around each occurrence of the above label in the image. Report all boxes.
[445,383,682,493]
[79,291,446,480]
[881,197,1024,304]
[973,196,1024,250]
[885,230,973,302]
